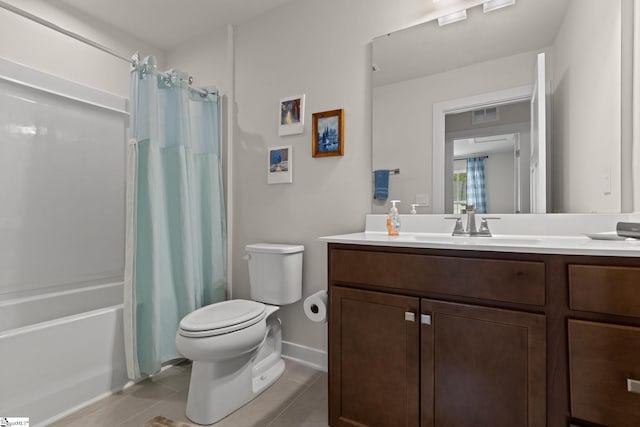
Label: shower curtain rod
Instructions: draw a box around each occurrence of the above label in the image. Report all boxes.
[0,0,212,97]
[0,0,133,64]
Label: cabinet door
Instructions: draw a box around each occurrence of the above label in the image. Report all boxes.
[568,319,640,427]
[329,286,420,427]
[421,299,546,427]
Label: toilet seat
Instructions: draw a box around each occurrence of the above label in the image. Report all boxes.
[179,299,266,338]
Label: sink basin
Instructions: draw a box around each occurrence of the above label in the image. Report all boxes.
[403,233,542,246]
[472,235,542,245]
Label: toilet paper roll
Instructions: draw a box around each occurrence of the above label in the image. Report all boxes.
[303,290,328,323]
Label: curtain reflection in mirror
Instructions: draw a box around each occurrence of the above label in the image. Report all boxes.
[467,157,487,213]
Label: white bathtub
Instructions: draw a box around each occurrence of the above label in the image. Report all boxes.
[0,282,129,426]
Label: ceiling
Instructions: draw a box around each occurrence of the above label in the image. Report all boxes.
[373,0,570,87]
[55,0,297,50]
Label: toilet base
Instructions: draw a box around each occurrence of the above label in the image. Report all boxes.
[253,357,285,396]
[185,356,286,426]
[184,308,284,425]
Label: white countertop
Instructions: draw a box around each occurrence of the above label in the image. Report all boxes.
[320,231,640,257]
[320,214,640,257]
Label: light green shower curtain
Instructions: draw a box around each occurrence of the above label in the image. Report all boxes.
[124,56,226,379]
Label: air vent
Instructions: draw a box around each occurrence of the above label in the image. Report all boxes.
[471,107,499,124]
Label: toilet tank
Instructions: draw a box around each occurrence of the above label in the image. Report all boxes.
[245,243,304,305]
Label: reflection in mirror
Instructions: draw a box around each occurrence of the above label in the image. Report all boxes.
[445,101,530,214]
[371,0,634,215]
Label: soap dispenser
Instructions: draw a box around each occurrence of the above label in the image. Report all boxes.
[386,200,401,236]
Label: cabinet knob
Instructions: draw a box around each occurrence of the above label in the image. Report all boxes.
[421,314,432,325]
[404,312,416,322]
[628,379,640,394]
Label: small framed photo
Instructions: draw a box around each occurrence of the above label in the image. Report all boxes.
[279,94,305,136]
[312,109,344,157]
[267,145,293,184]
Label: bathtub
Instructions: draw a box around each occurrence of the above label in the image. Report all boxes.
[0,282,129,426]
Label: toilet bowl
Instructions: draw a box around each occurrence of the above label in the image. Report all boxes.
[175,243,303,425]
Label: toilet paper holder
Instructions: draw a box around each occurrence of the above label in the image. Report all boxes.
[303,290,328,323]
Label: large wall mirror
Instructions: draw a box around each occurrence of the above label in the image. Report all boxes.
[372,0,634,214]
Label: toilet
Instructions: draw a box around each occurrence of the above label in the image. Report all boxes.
[175,243,304,425]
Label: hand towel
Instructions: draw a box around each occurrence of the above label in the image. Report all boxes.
[373,169,390,200]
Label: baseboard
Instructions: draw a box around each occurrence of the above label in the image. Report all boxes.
[282,340,327,372]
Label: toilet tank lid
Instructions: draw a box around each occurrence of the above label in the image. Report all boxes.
[245,243,304,254]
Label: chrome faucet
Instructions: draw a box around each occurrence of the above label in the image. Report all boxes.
[446,204,499,237]
[465,204,477,235]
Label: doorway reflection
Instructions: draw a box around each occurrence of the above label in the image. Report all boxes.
[445,101,531,214]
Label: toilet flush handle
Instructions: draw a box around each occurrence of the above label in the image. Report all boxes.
[243,254,251,261]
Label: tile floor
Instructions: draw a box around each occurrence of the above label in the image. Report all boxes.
[49,359,328,427]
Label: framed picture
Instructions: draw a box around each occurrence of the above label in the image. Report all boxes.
[279,94,305,136]
[267,145,293,184]
[312,109,344,157]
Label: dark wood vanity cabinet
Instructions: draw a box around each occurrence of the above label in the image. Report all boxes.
[329,286,420,427]
[568,320,640,426]
[329,287,546,427]
[567,264,640,427]
[420,300,546,427]
[327,243,640,427]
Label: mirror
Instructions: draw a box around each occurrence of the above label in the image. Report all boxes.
[372,0,633,214]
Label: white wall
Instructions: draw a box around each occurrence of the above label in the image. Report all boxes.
[552,0,622,213]
[0,0,163,98]
[165,26,230,94]
[372,48,548,214]
[485,151,515,213]
[228,0,431,352]
[446,101,530,132]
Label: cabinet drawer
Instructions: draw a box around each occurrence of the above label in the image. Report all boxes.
[569,264,640,317]
[568,319,640,427]
[330,249,545,306]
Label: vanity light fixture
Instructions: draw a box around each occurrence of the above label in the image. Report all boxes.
[437,9,467,26]
[483,0,516,13]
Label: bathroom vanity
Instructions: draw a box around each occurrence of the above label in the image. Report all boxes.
[322,215,640,427]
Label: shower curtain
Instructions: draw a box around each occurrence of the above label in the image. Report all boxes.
[466,157,487,214]
[124,56,226,379]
